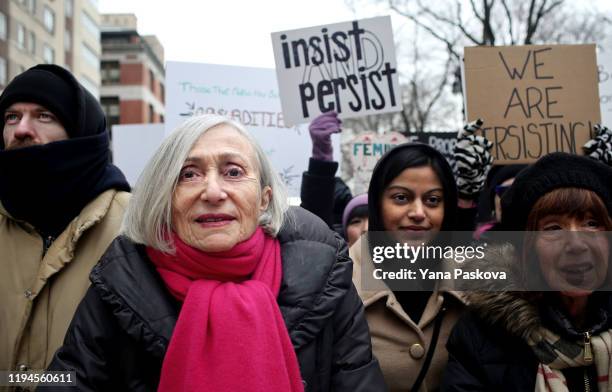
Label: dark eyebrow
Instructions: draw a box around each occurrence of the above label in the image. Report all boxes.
[385,186,443,194]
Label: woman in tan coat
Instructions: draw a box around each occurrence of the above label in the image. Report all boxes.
[350,142,466,391]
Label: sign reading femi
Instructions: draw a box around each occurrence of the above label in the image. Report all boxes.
[272,16,401,126]
[464,44,601,164]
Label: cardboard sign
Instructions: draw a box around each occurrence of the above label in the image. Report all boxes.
[599,50,612,126]
[464,44,600,164]
[165,61,340,197]
[349,132,407,194]
[271,16,401,126]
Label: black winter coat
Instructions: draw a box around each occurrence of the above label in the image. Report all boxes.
[300,158,352,237]
[441,244,612,391]
[47,207,386,391]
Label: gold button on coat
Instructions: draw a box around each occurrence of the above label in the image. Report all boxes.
[409,343,425,359]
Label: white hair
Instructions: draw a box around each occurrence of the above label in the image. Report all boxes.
[121,114,289,253]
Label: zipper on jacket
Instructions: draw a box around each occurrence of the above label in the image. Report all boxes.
[583,332,593,362]
[584,367,591,392]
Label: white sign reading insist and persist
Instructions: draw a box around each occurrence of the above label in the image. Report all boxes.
[271,16,402,126]
[165,61,340,197]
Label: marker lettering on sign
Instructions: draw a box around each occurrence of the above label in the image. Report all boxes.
[279,20,398,119]
[481,121,594,161]
[280,22,366,68]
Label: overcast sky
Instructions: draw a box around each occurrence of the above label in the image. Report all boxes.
[99,0,387,68]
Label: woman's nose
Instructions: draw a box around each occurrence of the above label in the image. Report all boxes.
[200,174,227,203]
[362,219,369,233]
[408,201,426,222]
[563,230,589,254]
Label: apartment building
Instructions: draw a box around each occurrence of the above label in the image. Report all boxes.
[0,0,101,96]
[100,13,165,131]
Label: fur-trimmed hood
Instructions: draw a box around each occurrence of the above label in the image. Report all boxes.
[458,243,541,341]
[462,242,612,342]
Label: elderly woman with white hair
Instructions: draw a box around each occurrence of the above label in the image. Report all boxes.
[47,115,385,391]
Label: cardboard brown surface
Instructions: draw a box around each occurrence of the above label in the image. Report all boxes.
[464,44,601,164]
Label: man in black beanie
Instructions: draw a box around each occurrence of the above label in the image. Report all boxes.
[0,65,131,372]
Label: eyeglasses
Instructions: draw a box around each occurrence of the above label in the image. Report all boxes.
[494,185,511,197]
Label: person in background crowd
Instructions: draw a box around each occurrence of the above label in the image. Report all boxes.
[342,194,369,247]
[452,119,494,231]
[48,114,385,391]
[350,141,467,391]
[473,164,527,239]
[0,65,130,372]
[300,111,353,237]
[442,153,612,391]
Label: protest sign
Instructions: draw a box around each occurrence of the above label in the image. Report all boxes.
[347,131,457,193]
[271,16,401,126]
[165,61,340,197]
[464,44,600,164]
[112,124,166,186]
[350,132,407,194]
[599,50,612,126]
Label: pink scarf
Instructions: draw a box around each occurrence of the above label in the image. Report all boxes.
[146,228,304,392]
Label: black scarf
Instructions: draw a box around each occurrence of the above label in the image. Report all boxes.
[0,133,130,238]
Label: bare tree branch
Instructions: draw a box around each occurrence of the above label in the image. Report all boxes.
[500,0,516,44]
[388,1,462,59]
[413,0,483,45]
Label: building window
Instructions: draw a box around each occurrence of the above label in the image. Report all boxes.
[0,12,6,41]
[101,97,120,129]
[28,31,36,55]
[160,83,165,103]
[149,69,155,92]
[43,6,55,34]
[27,0,36,14]
[81,43,99,70]
[64,30,71,52]
[148,104,154,123]
[43,44,54,63]
[0,57,6,85]
[101,61,120,85]
[80,75,99,97]
[81,11,99,39]
[65,0,73,18]
[17,24,26,49]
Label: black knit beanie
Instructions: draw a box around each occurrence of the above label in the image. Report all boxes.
[0,64,105,148]
[500,153,612,230]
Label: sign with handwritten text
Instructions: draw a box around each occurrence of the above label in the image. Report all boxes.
[349,132,407,194]
[464,44,600,164]
[271,16,401,126]
[599,49,612,126]
[166,61,340,197]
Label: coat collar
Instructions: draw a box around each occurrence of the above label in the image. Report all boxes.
[464,243,612,341]
[91,207,352,357]
[350,236,465,330]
